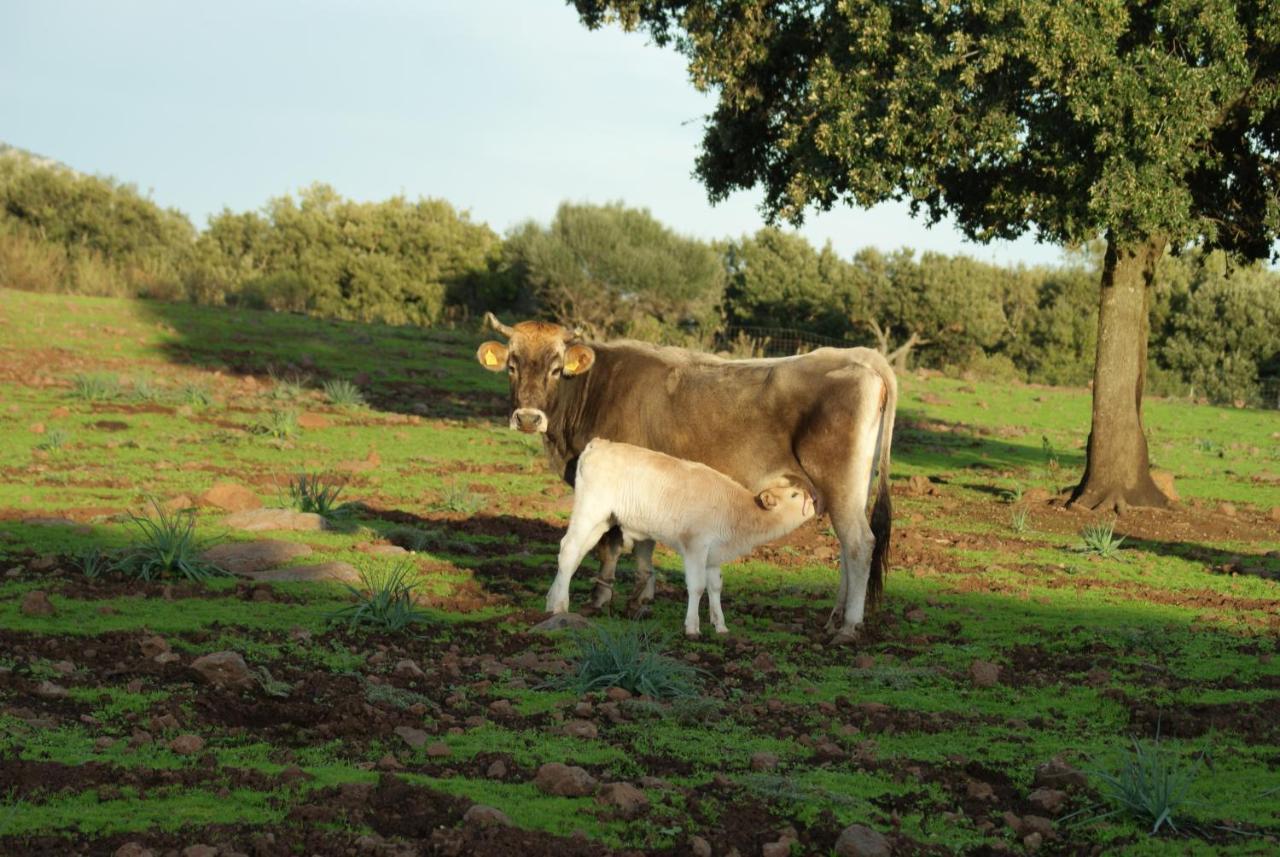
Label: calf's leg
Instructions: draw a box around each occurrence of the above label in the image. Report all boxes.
[547,515,613,614]
[588,527,624,611]
[681,550,708,637]
[626,539,657,617]
[706,565,728,634]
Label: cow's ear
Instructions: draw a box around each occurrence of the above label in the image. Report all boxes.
[476,341,508,372]
[757,490,779,510]
[563,344,595,376]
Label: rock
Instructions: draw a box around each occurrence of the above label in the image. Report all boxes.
[376,753,403,771]
[1027,787,1068,815]
[113,844,154,857]
[29,422,45,435]
[762,841,792,857]
[596,781,648,817]
[1033,757,1087,791]
[1022,815,1053,839]
[250,561,360,583]
[199,482,261,513]
[139,635,170,658]
[35,680,68,699]
[689,836,713,857]
[563,719,599,739]
[52,660,75,675]
[853,654,876,669]
[164,495,195,513]
[426,741,451,758]
[182,846,217,857]
[486,759,508,779]
[834,823,892,857]
[394,726,428,749]
[20,590,55,616]
[190,651,254,689]
[905,474,937,496]
[752,652,777,672]
[200,540,313,574]
[463,804,513,827]
[965,779,995,801]
[297,412,330,429]
[534,762,598,797]
[904,608,927,622]
[1022,487,1052,505]
[1150,471,1178,502]
[154,652,181,666]
[168,734,205,755]
[1023,832,1043,852]
[1216,501,1237,517]
[968,660,1001,688]
[393,659,425,679]
[279,764,313,785]
[750,751,779,771]
[605,686,632,702]
[532,612,592,633]
[221,508,327,532]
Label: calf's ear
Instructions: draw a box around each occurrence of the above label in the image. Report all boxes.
[756,490,779,510]
[476,341,508,372]
[563,344,596,376]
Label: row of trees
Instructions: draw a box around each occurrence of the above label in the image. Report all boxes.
[2,146,1277,406]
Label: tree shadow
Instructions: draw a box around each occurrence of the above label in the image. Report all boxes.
[135,300,507,422]
[894,406,1085,476]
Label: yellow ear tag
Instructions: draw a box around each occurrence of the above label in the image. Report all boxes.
[564,357,579,374]
[484,350,498,367]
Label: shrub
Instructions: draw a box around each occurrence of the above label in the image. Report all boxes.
[327,561,429,633]
[557,623,703,700]
[115,501,225,581]
[286,473,348,518]
[70,373,121,402]
[322,379,366,408]
[1080,520,1126,558]
[1088,737,1206,835]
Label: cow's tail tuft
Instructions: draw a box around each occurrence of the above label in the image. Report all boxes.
[867,360,897,609]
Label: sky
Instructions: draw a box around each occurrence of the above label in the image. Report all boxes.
[1,0,1067,268]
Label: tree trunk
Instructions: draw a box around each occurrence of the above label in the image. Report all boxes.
[1069,234,1170,513]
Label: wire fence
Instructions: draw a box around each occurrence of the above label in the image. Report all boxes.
[716,326,1280,411]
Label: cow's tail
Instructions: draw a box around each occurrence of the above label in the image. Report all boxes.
[867,358,897,609]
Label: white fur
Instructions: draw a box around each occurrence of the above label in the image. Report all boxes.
[546,439,815,635]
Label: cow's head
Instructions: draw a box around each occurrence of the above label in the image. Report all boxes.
[476,312,595,434]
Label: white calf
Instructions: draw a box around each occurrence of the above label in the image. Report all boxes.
[546,439,817,635]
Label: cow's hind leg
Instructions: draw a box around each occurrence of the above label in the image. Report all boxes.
[828,504,874,644]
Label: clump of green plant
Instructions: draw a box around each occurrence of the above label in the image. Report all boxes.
[1085,737,1207,835]
[286,473,349,518]
[128,375,162,403]
[1000,484,1024,504]
[252,666,293,698]
[178,382,213,408]
[323,379,366,408]
[70,373,121,402]
[34,428,69,452]
[1010,507,1030,534]
[431,480,484,515]
[266,370,308,402]
[327,561,429,633]
[252,410,299,441]
[115,500,226,581]
[1080,519,1126,558]
[1041,435,1060,474]
[556,624,703,700]
[364,680,435,711]
[75,547,112,579]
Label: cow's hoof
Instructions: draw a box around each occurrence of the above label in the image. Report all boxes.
[714,626,729,635]
[828,628,862,647]
[531,612,591,633]
[684,630,701,639]
[625,601,652,620]
[589,587,614,611]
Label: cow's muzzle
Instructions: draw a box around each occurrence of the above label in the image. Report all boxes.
[511,408,548,434]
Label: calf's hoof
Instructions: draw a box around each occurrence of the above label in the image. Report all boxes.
[589,583,614,610]
[625,601,652,621]
[714,626,729,635]
[827,627,862,647]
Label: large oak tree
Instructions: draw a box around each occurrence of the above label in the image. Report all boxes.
[572,0,1280,511]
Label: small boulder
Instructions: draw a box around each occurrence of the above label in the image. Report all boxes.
[596,781,648,817]
[1216,501,1237,517]
[534,762,597,797]
[394,726,428,749]
[750,751,779,772]
[425,742,451,758]
[905,474,937,496]
[563,719,599,739]
[199,482,261,513]
[834,824,892,857]
[34,680,68,699]
[968,660,1001,688]
[532,612,591,633]
[376,753,404,771]
[200,539,312,574]
[20,590,55,616]
[139,635,171,658]
[1033,757,1087,791]
[689,836,713,857]
[393,659,425,679]
[221,508,327,532]
[168,734,205,755]
[250,561,360,583]
[113,844,154,857]
[486,759,508,779]
[181,846,218,857]
[190,651,254,690]
[463,804,513,827]
[1027,787,1068,815]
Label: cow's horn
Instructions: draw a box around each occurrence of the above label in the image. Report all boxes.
[483,312,516,339]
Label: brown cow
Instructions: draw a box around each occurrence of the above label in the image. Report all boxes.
[475,312,897,641]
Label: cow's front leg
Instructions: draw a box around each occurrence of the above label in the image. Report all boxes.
[626,539,656,617]
[682,550,708,637]
[829,511,874,644]
[588,527,625,611]
[706,565,728,634]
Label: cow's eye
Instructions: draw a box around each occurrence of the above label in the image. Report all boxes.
[550,366,563,378]
[507,364,517,375]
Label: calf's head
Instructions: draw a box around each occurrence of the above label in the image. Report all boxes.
[475,312,596,434]
[756,475,820,521]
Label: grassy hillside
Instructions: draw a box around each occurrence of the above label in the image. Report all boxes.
[0,288,1277,855]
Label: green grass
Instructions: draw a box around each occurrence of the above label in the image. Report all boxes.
[0,288,1276,855]
[555,623,704,699]
[114,501,227,581]
[326,560,430,632]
